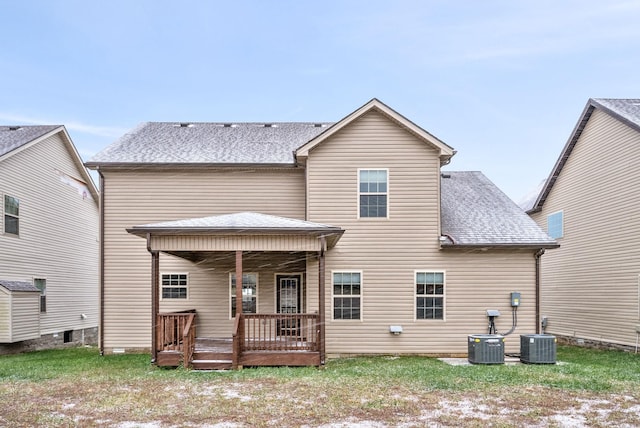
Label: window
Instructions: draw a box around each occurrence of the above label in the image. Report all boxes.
[34,278,46,313]
[416,271,444,320]
[4,195,19,235]
[230,273,258,317]
[359,169,388,218]
[547,211,563,239]
[333,272,362,320]
[161,273,188,299]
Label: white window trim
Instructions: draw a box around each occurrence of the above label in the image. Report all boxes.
[33,277,46,313]
[414,270,446,322]
[547,210,564,239]
[229,272,259,319]
[331,270,364,322]
[160,272,189,300]
[3,194,20,236]
[357,168,390,219]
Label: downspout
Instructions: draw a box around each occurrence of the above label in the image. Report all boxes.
[98,168,105,356]
[535,249,545,334]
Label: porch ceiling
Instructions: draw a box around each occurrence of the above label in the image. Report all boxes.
[126,212,344,253]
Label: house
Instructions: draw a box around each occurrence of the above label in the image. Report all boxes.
[86,99,556,369]
[0,125,99,353]
[527,98,640,350]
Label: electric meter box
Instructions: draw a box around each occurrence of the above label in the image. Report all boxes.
[467,334,505,364]
[520,334,557,364]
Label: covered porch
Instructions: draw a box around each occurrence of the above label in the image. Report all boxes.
[127,212,344,370]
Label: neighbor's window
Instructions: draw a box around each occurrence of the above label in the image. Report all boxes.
[4,195,19,235]
[547,211,563,239]
[34,278,46,313]
[359,169,388,218]
[416,271,444,320]
[230,273,258,317]
[333,272,362,320]
[161,273,188,299]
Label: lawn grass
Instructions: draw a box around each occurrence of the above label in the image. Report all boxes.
[0,345,638,427]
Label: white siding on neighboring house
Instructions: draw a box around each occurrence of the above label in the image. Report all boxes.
[531,108,640,347]
[0,130,99,341]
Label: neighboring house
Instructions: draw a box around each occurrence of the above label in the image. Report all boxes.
[0,125,99,353]
[528,98,640,350]
[86,99,556,369]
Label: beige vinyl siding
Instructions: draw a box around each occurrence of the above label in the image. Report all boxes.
[0,288,9,341]
[101,168,306,351]
[531,108,640,347]
[0,132,99,339]
[5,291,41,341]
[306,110,536,355]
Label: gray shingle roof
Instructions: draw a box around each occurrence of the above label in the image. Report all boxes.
[129,212,343,233]
[592,98,640,127]
[0,279,39,292]
[528,98,640,213]
[0,125,60,158]
[87,122,333,165]
[441,171,557,247]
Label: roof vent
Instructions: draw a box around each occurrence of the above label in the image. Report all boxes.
[174,123,193,128]
[8,126,21,131]
[441,173,451,179]
[263,123,277,128]
[313,123,325,127]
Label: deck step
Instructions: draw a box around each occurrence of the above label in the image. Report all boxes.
[191,359,233,370]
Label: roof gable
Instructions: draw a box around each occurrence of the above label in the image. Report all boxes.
[0,125,99,203]
[0,125,60,159]
[295,98,456,165]
[527,98,640,213]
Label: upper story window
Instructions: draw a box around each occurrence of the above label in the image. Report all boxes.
[358,169,388,218]
[161,273,188,299]
[230,273,258,318]
[547,211,563,239]
[4,195,19,235]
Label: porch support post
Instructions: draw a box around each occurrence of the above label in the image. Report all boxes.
[318,237,326,365]
[235,250,243,316]
[150,248,160,363]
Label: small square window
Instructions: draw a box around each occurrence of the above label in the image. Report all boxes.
[161,273,188,299]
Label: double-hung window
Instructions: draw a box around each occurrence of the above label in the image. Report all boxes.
[359,169,388,218]
[333,272,362,320]
[230,273,258,317]
[4,195,19,235]
[34,278,46,313]
[161,273,188,299]
[416,271,445,320]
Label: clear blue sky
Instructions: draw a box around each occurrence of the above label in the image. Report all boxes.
[2,0,639,202]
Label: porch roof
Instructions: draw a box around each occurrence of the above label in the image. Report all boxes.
[127,212,345,252]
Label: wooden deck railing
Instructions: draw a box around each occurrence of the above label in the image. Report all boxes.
[156,310,196,368]
[240,314,319,352]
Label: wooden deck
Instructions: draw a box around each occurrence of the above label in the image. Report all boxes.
[155,312,322,370]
